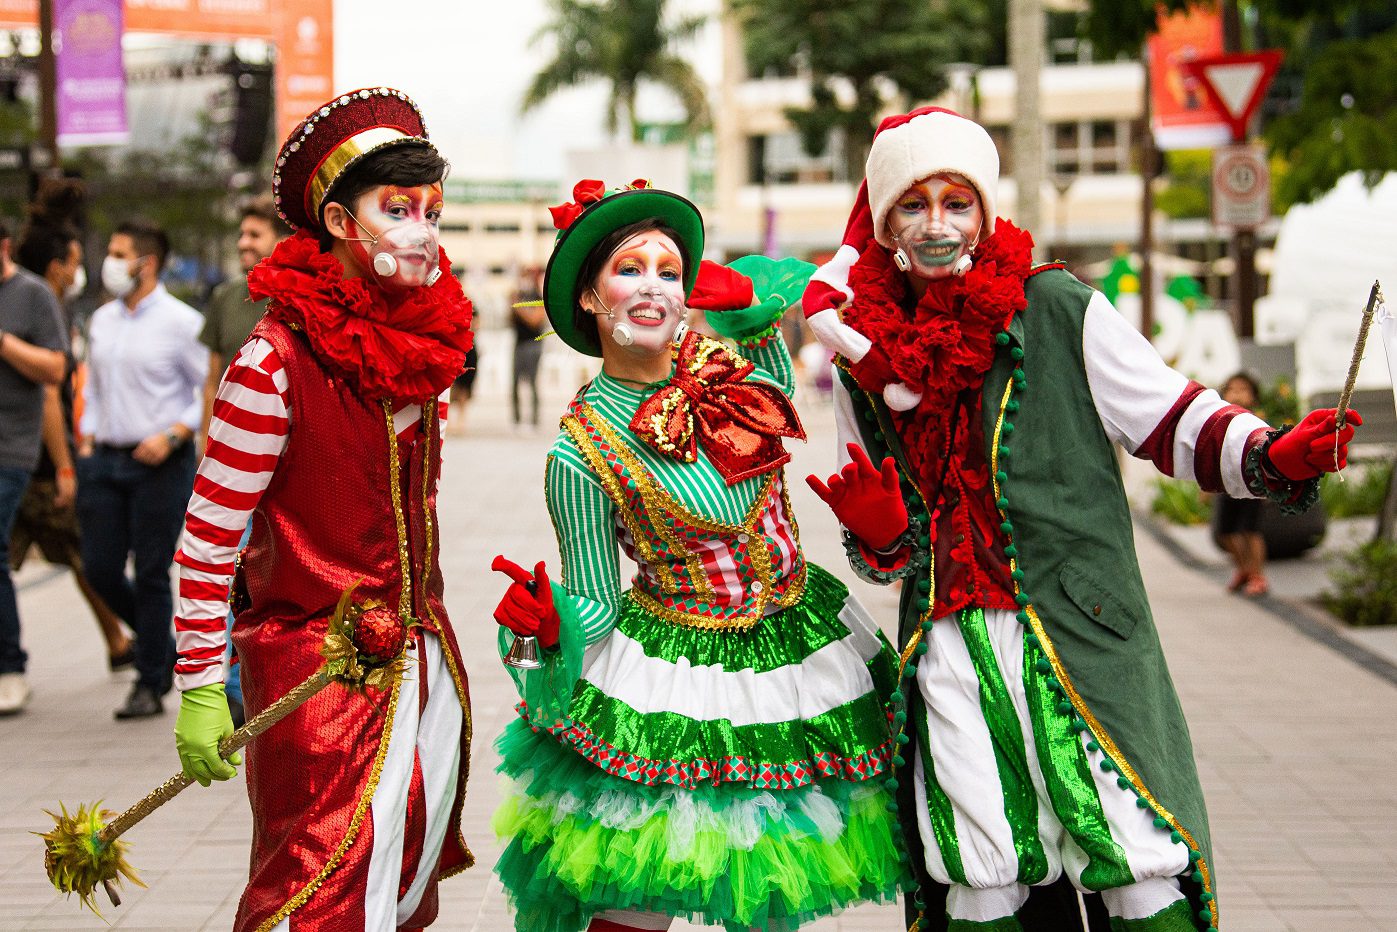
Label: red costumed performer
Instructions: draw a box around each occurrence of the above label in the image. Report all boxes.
[169,88,475,930]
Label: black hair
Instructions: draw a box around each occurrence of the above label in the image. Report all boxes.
[115,218,170,269]
[317,143,448,251]
[15,221,80,278]
[570,218,691,351]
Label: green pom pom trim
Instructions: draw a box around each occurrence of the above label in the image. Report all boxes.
[995,332,1011,345]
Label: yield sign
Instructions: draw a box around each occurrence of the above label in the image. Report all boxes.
[1182,50,1284,141]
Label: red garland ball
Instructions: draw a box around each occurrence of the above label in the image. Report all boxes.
[353,607,408,666]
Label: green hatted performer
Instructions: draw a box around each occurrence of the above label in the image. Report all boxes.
[800,107,1359,932]
[488,179,908,932]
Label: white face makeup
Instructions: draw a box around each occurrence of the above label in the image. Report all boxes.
[584,232,687,358]
[886,173,984,282]
[341,183,444,290]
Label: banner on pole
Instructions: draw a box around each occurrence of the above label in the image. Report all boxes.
[1147,7,1230,151]
[55,0,128,147]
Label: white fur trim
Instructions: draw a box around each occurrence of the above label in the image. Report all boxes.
[807,307,872,363]
[866,111,1000,247]
[882,382,922,411]
[809,243,861,303]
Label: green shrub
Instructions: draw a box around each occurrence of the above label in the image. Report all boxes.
[1255,376,1300,426]
[1321,463,1393,518]
[1323,539,1397,627]
[1150,478,1209,526]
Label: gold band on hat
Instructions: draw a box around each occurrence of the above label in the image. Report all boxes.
[307,126,415,219]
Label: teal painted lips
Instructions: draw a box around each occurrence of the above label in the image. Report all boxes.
[910,238,965,267]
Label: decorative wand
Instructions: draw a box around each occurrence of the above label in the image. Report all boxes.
[1333,281,1384,474]
[36,583,412,916]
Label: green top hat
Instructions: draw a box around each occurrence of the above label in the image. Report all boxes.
[543,181,705,357]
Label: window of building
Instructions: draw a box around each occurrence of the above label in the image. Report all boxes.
[746,130,847,185]
[485,222,521,234]
[1048,119,1132,176]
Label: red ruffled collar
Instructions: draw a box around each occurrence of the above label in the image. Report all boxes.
[844,220,1033,404]
[248,230,474,403]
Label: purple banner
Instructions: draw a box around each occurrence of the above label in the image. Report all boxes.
[55,0,128,147]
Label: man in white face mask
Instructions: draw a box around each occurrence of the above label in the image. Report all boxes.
[78,219,208,721]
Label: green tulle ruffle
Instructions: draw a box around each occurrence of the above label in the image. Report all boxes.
[494,721,909,931]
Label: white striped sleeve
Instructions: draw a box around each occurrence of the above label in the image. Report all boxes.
[173,338,290,691]
[1082,290,1267,498]
[545,448,623,645]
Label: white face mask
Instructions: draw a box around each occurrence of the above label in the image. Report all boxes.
[101,255,139,298]
[64,265,86,302]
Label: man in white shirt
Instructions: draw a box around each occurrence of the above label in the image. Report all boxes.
[78,219,207,719]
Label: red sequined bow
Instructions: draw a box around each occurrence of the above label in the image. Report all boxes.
[549,178,652,230]
[629,331,806,484]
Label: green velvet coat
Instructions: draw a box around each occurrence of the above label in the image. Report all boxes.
[839,267,1217,931]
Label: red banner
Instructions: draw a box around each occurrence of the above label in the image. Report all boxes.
[1147,6,1230,151]
[273,0,334,145]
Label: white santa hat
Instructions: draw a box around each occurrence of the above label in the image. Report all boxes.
[801,106,1001,318]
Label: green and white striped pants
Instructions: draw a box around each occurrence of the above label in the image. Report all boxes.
[912,608,1190,922]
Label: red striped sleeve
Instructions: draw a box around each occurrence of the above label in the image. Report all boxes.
[173,337,290,691]
[1132,380,1207,476]
[1194,405,1248,493]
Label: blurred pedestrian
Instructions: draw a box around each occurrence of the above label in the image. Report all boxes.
[11,181,134,671]
[0,217,69,715]
[509,266,545,429]
[198,195,289,727]
[78,219,207,719]
[448,337,478,434]
[1217,372,1269,596]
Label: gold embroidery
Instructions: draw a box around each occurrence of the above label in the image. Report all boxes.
[989,378,1216,926]
[256,667,404,930]
[415,399,475,871]
[561,414,678,593]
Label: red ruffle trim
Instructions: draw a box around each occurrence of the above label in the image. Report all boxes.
[248,230,474,403]
[844,219,1033,401]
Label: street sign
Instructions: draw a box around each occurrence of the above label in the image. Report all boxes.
[1183,50,1283,142]
[1212,144,1270,230]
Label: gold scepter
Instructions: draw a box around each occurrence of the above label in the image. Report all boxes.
[36,583,412,916]
[1332,281,1384,475]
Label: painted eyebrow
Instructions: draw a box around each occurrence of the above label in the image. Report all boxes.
[387,193,412,204]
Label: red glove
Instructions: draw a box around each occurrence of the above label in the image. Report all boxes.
[806,443,909,551]
[848,344,897,392]
[687,259,755,312]
[491,556,560,649]
[1264,409,1362,480]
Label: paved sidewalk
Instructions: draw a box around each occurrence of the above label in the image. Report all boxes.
[3,393,1395,931]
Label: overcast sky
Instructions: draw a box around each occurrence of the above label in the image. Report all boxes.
[333,0,722,183]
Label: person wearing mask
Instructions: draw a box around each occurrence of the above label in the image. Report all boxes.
[11,181,134,673]
[198,195,289,727]
[0,217,68,715]
[78,219,207,719]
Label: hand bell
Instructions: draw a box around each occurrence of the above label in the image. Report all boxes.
[503,633,544,670]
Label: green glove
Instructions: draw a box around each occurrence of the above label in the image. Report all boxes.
[174,683,242,786]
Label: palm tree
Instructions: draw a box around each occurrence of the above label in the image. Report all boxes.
[522,0,711,141]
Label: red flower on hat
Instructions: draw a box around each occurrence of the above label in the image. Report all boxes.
[549,178,609,231]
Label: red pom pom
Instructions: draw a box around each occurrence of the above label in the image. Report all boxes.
[573,179,606,204]
[549,202,583,230]
[353,607,408,665]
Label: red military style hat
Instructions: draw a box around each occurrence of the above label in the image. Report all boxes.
[272,87,432,232]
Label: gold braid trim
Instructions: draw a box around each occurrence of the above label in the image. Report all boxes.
[416,398,475,873]
[988,378,1217,928]
[255,666,404,930]
[561,413,677,593]
[383,401,414,622]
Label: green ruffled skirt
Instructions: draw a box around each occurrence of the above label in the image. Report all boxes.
[493,563,908,930]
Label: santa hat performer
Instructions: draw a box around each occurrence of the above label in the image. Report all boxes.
[169,88,475,930]
[803,107,1359,931]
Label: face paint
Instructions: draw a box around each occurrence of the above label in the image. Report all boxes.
[340,183,445,289]
[887,173,984,282]
[586,232,687,357]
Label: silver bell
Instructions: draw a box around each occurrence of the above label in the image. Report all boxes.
[503,633,544,670]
